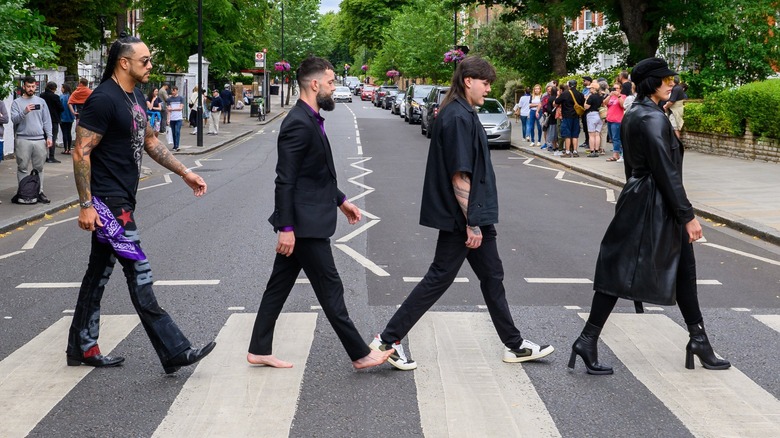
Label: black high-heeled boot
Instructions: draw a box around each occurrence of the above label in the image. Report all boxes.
[685,322,731,370]
[569,322,614,375]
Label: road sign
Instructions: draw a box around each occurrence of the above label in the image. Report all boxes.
[255,52,265,68]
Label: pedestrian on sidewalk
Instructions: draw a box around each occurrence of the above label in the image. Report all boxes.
[527,84,543,146]
[583,81,604,157]
[246,56,393,370]
[580,76,592,150]
[0,99,8,166]
[514,87,530,139]
[146,87,162,137]
[208,89,222,135]
[158,84,169,134]
[542,85,559,152]
[68,77,92,124]
[41,81,64,163]
[68,33,215,374]
[369,56,554,371]
[188,86,200,135]
[166,86,184,151]
[554,79,585,158]
[663,76,686,139]
[570,57,731,375]
[59,84,75,154]
[220,84,234,124]
[10,76,52,204]
[605,82,626,162]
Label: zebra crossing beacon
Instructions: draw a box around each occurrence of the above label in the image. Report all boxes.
[67,33,215,374]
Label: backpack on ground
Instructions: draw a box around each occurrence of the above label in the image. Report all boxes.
[12,169,40,204]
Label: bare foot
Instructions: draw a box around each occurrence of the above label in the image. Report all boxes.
[247,353,293,368]
[352,348,394,370]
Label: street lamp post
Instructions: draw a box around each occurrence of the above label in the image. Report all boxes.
[197,0,203,147]
[280,0,284,108]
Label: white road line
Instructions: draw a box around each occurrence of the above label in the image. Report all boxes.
[138,181,171,191]
[555,171,565,180]
[403,277,469,283]
[16,280,220,288]
[62,310,74,313]
[732,308,752,312]
[590,313,780,437]
[0,251,25,260]
[359,208,379,220]
[697,279,722,285]
[334,243,390,276]
[21,226,48,250]
[48,216,78,226]
[753,315,780,333]
[152,280,220,286]
[410,312,561,437]
[295,278,310,284]
[227,306,245,311]
[357,145,363,155]
[564,305,582,310]
[476,305,487,309]
[311,306,322,310]
[164,174,172,183]
[702,243,780,267]
[335,219,380,243]
[606,189,616,203]
[524,278,593,284]
[0,315,139,438]
[152,313,317,438]
[645,306,665,311]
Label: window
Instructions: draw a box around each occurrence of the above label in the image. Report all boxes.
[584,11,596,30]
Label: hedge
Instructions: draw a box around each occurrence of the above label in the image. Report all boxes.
[685,79,780,139]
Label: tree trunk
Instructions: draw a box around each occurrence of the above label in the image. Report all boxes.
[617,0,661,66]
[546,0,568,77]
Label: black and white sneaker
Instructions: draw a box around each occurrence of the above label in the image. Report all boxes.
[369,334,417,370]
[503,339,554,363]
[37,192,51,204]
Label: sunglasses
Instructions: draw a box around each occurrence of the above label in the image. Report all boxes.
[662,75,676,84]
[124,56,152,66]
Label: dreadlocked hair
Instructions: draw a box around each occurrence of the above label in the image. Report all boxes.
[101,32,143,84]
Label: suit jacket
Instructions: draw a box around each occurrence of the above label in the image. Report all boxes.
[268,99,346,238]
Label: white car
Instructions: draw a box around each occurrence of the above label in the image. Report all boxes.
[333,86,352,103]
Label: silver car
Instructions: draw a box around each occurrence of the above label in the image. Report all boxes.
[475,98,512,148]
[333,86,352,103]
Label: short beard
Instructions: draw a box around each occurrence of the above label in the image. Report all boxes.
[317,93,335,111]
[24,89,35,97]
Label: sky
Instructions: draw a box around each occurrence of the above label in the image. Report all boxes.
[319,0,341,14]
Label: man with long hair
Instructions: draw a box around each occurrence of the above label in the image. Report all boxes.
[370,56,555,370]
[68,34,215,374]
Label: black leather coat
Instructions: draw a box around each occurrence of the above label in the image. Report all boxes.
[593,97,695,305]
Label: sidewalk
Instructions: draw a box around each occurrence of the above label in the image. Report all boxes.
[0,104,288,234]
[509,120,780,245]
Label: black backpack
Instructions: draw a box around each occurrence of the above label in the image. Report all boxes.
[12,169,40,204]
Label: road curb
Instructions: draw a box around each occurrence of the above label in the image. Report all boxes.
[511,144,780,246]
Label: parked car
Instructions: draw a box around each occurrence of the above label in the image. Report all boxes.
[354,83,365,96]
[404,84,434,124]
[333,86,352,103]
[475,98,512,148]
[392,92,405,115]
[361,86,377,101]
[345,76,360,91]
[397,93,407,117]
[373,85,399,107]
[420,86,450,138]
[382,90,399,110]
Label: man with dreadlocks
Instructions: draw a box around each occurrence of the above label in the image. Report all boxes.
[67,34,216,374]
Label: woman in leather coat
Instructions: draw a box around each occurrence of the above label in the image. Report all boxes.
[569,58,731,375]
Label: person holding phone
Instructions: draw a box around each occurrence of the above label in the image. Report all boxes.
[10,76,53,204]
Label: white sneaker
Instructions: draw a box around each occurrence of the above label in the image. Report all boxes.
[369,334,417,370]
[503,339,554,363]
[616,157,624,162]
[553,151,562,156]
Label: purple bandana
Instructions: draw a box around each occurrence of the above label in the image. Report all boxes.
[92,196,147,261]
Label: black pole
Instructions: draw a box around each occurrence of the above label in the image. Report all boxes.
[197,0,203,146]
[454,10,457,47]
[280,1,284,108]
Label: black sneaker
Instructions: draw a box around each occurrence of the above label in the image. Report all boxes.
[369,334,417,370]
[38,192,51,204]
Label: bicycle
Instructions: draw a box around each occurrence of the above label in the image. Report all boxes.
[256,98,266,122]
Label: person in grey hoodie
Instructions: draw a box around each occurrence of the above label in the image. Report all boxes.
[0,98,9,204]
[10,76,53,203]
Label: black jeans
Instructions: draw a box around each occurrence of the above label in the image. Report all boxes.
[248,238,370,361]
[382,225,525,349]
[67,197,191,363]
[47,123,59,159]
[60,122,73,151]
[588,235,703,328]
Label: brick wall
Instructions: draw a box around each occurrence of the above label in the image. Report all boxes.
[681,129,780,163]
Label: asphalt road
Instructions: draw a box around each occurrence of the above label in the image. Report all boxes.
[1,99,779,437]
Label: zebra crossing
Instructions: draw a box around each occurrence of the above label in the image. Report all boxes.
[2,311,780,437]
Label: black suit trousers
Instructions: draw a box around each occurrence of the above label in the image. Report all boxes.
[248,238,370,361]
[381,225,524,349]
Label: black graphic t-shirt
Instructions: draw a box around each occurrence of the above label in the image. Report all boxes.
[79,80,147,204]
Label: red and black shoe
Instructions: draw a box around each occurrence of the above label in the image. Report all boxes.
[66,345,125,368]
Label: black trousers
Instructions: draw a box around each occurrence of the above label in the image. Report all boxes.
[581,113,589,144]
[382,225,524,349]
[60,122,73,151]
[588,235,703,328]
[47,123,59,159]
[67,197,191,363]
[248,238,370,361]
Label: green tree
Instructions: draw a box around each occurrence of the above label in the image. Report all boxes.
[0,0,58,98]
[371,0,453,83]
[469,19,549,85]
[137,0,270,78]
[338,0,412,53]
[27,0,124,75]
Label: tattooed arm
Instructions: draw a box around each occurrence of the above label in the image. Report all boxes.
[452,171,482,249]
[73,125,104,231]
[143,124,207,197]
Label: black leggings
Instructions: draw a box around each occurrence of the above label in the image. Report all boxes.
[60,122,73,150]
[588,238,703,328]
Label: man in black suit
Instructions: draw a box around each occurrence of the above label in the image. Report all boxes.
[247,56,393,369]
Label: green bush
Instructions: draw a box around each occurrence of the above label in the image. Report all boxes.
[685,79,780,139]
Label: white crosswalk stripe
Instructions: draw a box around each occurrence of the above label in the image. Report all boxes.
[1,312,779,436]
